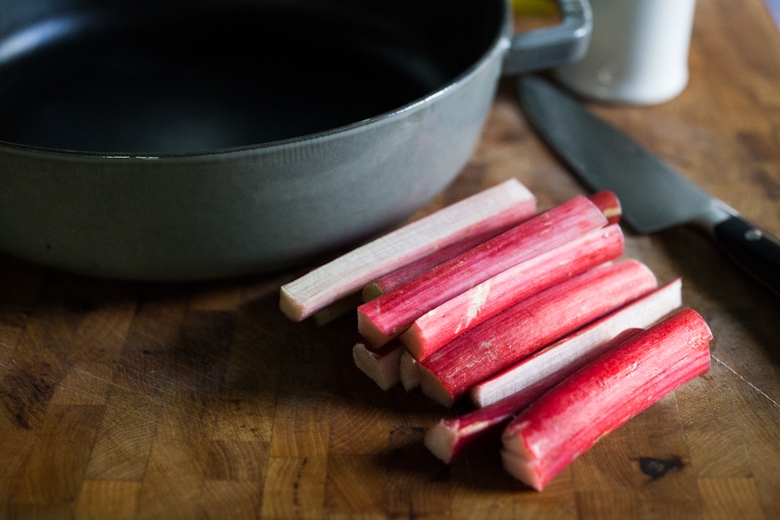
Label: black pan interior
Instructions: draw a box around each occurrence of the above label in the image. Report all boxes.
[0,0,504,154]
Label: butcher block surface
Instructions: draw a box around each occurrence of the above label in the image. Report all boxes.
[2,0,780,518]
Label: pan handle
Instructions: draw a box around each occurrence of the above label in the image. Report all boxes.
[502,0,592,75]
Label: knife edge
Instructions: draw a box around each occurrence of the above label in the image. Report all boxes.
[516,74,732,234]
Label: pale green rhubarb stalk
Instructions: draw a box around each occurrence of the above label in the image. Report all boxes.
[418,259,658,407]
[400,224,624,361]
[363,191,621,302]
[470,278,683,407]
[279,178,536,321]
[425,328,643,464]
[356,195,609,348]
[501,308,712,491]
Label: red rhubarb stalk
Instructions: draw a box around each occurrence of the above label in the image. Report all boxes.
[363,191,619,302]
[357,195,609,348]
[424,328,644,464]
[352,341,404,391]
[470,278,683,407]
[279,179,536,321]
[362,225,517,302]
[425,391,537,464]
[399,351,421,392]
[501,308,712,491]
[400,224,624,361]
[418,259,658,407]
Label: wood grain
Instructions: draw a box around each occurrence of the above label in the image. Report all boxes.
[2,1,780,518]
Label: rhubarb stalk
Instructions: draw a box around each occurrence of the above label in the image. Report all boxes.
[279,178,536,321]
[424,328,646,463]
[352,341,404,391]
[361,226,516,302]
[363,191,620,302]
[357,195,609,347]
[501,308,712,491]
[470,278,683,407]
[400,224,624,361]
[418,259,658,407]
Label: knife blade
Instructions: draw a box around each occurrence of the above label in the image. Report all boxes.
[517,74,780,296]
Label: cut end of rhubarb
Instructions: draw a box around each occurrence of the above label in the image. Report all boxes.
[353,342,402,391]
[362,283,384,302]
[399,351,421,392]
[279,287,306,322]
[356,306,397,349]
[424,420,459,464]
[501,448,545,491]
[398,324,426,361]
[419,364,455,408]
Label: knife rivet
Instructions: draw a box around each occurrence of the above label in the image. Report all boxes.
[744,229,763,241]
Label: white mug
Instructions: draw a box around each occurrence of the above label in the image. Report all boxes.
[555,0,697,105]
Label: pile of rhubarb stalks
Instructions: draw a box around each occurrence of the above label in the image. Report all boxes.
[279,179,713,491]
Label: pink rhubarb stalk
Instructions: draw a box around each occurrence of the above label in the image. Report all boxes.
[425,391,536,464]
[357,195,609,347]
[424,328,643,464]
[418,259,658,407]
[400,224,624,361]
[362,191,619,302]
[280,178,536,321]
[470,278,683,407]
[361,226,516,302]
[501,308,712,491]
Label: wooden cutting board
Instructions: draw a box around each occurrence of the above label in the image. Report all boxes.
[2,0,780,518]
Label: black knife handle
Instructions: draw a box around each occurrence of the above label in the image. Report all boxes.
[713,215,780,296]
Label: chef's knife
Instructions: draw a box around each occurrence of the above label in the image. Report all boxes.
[517,75,780,296]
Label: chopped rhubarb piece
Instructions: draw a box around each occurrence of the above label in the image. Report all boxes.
[400,224,624,361]
[361,224,519,301]
[399,351,421,392]
[361,191,621,302]
[471,279,683,407]
[279,179,536,321]
[425,389,540,464]
[586,191,622,225]
[353,341,403,391]
[357,195,609,347]
[501,308,712,491]
[425,327,645,464]
[418,259,658,407]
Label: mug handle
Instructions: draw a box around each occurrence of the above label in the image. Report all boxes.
[502,0,593,75]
